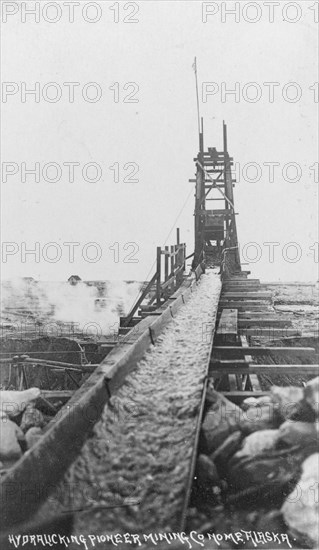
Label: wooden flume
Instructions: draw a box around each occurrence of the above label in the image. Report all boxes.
[0,122,317,539]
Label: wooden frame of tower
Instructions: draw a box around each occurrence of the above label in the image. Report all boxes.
[191,120,241,277]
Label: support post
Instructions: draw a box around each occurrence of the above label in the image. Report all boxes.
[156,247,161,306]
[164,246,169,282]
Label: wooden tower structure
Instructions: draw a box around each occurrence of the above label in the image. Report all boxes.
[192,121,241,276]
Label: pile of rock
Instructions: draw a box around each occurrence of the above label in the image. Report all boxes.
[196,377,319,548]
[0,388,44,471]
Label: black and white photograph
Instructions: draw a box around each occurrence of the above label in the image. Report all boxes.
[0,1,318,549]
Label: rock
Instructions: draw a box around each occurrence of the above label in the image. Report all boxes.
[278,421,318,448]
[271,385,315,422]
[227,451,300,496]
[211,431,243,469]
[0,416,24,463]
[0,388,41,419]
[256,510,285,533]
[201,390,243,453]
[242,397,258,410]
[20,404,45,432]
[233,429,279,461]
[25,427,43,449]
[281,453,319,548]
[239,404,279,434]
[196,454,220,485]
[304,377,319,417]
[242,395,272,411]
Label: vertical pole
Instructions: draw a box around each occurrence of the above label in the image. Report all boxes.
[170,245,174,292]
[164,246,169,282]
[223,121,230,246]
[156,247,161,306]
[223,120,228,153]
[170,245,174,274]
[176,227,180,246]
[194,118,205,269]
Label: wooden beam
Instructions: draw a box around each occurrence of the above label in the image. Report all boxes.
[222,292,272,300]
[238,312,283,318]
[217,309,238,335]
[227,279,260,284]
[213,346,316,356]
[211,365,319,375]
[23,358,96,373]
[240,335,260,391]
[239,328,300,337]
[217,312,276,318]
[239,327,300,340]
[238,319,292,327]
[219,302,272,311]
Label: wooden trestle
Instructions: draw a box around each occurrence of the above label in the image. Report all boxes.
[210,273,318,398]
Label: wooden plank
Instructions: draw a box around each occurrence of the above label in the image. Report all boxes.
[228,279,260,284]
[217,312,277,318]
[238,319,292,327]
[214,346,316,356]
[217,309,238,335]
[223,281,261,286]
[238,312,283,318]
[214,359,248,365]
[222,292,272,300]
[219,302,272,311]
[124,271,158,326]
[223,287,261,293]
[223,283,261,288]
[239,328,300,337]
[23,358,96,373]
[240,335,261,392]
[229,375,238,391]
[211,365,319,375]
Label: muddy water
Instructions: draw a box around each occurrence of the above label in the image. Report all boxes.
[42,271,221,539]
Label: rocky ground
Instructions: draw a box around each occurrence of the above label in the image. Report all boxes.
[187,282,319,549]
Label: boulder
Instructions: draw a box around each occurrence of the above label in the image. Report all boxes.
[201,390,243,453]
[0,416,24,463]
[227,451,300,496]
[239,404,280,434]
[0,388,41,419]
[196,454,220,485]
[242,395,272,411]
[278,421,318,448]
[211,431,243,470]
[20,404,45,432]
[281,453,319,548]
[304,377,319,417]
[242,397,258,411]
[233,429,279,461]
[271,385,315,422]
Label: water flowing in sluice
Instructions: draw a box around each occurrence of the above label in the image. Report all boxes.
[40,271,221,535]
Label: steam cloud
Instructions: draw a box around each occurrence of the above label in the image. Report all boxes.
[0,278,143,337]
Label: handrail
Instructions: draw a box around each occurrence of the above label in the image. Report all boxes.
[123,272,158,326]
[124,230,186,323]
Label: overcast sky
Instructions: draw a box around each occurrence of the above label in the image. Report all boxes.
[1,1,318,282]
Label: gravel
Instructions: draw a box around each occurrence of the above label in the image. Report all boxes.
[43,271,221,539]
